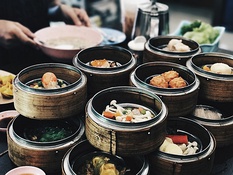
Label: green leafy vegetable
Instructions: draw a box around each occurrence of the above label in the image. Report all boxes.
[180,20,220,44]
[180,20,202,35]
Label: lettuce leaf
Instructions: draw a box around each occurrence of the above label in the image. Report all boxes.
[182,21,219,44]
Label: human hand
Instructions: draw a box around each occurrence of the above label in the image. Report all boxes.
[0,20,37,49]
[59,4,91,27]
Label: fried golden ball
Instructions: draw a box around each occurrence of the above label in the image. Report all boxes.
[169,77,186,88]
[162,70,179,82]
[150,75,168,88]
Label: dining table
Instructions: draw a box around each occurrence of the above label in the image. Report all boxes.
[0,38,233,175]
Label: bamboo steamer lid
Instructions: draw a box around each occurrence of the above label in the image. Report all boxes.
[85,86,168,156]
[13,63,87,119]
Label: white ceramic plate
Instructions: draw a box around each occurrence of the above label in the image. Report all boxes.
[99,27,126,45]
[0,70,15,105]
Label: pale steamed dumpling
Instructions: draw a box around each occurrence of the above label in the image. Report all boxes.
[166,39,191,52]
[210,63,232,74]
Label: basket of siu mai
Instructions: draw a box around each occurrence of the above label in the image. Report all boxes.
[186,52,233,103]
[85,86,168,157]
[148,117,216,175]
[143,36,201,66]
[13,63,87,120]
[130,61,200,117]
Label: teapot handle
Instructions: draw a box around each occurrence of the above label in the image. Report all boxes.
[149,3,159,38]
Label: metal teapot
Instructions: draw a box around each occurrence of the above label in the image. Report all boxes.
[131,0,169,40]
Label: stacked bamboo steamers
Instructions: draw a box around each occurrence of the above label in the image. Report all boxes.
[7,41,233,175]
[129,36,217,175]
[7,63,87,174]
[186,52,233,147]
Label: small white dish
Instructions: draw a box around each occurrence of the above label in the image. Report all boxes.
[6,166,46,175]
[128,36,147,51]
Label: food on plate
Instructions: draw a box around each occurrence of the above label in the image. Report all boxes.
[202,62,232,74]
[180,20,219,44]
[150,70,187,88]
[163,39,191,52]
[159,135,199,156]
[29,72,67,89]
[76,154,126,175]
[102,100,154,123]
[0,74,15,99]
[193,106,222,120]
[45,37,92,49]
[90,59,120,68]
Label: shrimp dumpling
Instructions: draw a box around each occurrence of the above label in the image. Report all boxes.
[41,72,59,89]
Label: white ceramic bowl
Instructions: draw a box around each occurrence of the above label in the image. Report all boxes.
[6,166,46,175]
[34,25,103,62]
[171,20,225,52]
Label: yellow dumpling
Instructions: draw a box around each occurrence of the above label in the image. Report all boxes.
[100,163,119,175]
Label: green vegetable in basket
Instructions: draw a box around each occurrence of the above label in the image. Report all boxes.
[181,20,220,44]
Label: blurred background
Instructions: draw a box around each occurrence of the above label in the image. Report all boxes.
[60,0,233,51]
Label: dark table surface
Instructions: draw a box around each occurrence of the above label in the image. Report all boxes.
[1,47,233,175]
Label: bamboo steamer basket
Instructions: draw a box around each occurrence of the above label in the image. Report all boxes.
[7,115,85,174]
[130,61,200,117]
[62,139,150,175]
[143,36,201,66]
[73,46,137,99]
[13,63,87,119]
[85,86,168,156]
[186,52,233,102]
[149,117,216,175]
[189,104,233,147]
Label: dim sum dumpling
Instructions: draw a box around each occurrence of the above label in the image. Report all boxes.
[166,39,191,52]
[100,163,119,175]
[210,63,232,74]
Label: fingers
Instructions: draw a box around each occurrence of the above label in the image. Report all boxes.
[15,22,35,39]
[74,8,91,27]
[60,4,91,27]
[68,8,83,26]
[14,22,37,48]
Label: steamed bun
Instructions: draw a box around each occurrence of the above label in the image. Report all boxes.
[210,63,232,74]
